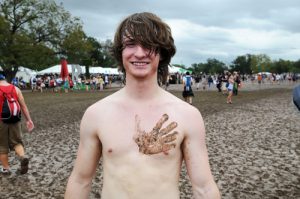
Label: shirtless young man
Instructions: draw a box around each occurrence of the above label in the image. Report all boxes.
[65,12,220,199]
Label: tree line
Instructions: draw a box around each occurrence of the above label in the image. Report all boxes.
[0,0,117,81]
[190,54,300,75]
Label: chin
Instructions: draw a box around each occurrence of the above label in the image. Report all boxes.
[132,72,149,79]
[130,68,150,75]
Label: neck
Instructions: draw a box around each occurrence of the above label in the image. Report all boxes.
[122,75,162,102]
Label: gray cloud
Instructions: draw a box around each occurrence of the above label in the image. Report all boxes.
[56,0,300,66]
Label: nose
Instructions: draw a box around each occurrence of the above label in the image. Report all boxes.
[134,45,148,58]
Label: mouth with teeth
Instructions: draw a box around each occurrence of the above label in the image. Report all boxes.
[131,61,150,68]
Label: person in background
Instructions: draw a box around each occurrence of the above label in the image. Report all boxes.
[233,72,241,96]
[182,71,194,104]
[202,75,207,90]
[227,73,235,104]
[30,76,37,92]
[104,74,109,89]
[195,74,201,90]
[221,72,228,95]
[208,75,213,88]
[257,73,262,86]
[65,12,220,199]
[293,84,300,111]
[0,74,34,175]
[11,77,19,87]
[49,76,56,92]
[216,74,222,92]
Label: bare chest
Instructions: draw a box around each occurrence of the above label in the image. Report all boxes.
[98,111,184,160]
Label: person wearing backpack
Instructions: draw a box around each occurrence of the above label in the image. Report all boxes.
[0,74,34,175]
[182,72,194,104]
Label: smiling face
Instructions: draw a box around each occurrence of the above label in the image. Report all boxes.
[112,12,176,84]
[122,37,160,80]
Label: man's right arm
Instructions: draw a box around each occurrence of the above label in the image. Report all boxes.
[65,107,102,199]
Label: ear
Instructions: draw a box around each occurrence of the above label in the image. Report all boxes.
[159,54,163,61]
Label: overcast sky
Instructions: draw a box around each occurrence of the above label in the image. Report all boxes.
[55,0,300,67]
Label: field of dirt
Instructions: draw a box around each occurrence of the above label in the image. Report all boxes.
[0,83,299,199]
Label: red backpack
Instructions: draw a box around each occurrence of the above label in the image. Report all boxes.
[0,85,22,123]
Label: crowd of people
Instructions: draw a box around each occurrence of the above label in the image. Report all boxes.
[12,70,299,106]
[12,73,123,93]
[179,71,299,104]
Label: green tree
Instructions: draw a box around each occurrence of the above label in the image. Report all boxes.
[191,59,227,75]
[190,63,208,74]
[206,58,227,74]
[270,59,293,74]
[62,27,94,77]
[291,59,300,73]
[100,39,118,68]
[197,63,208,74]
[0,0,81,81]
[231,54,252,74]
[87,37,102,66]
[62,28,87,64]
[249,54,272,73]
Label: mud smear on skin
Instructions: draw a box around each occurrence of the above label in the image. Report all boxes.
[134,113,179,155]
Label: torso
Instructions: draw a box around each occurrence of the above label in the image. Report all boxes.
[90,88,190,199]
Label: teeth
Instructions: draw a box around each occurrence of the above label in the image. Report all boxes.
[132,62,148,66]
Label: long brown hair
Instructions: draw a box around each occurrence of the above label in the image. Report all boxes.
[112,12,176,84]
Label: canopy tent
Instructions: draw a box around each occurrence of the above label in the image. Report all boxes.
[257,72,271,75]
[89,67,120,75]
[0,66,37,83]
[15,67,37,83]
[39,64,190,76]
[168,65,192,74]
[37,65,121,75]
[37,64,74,74]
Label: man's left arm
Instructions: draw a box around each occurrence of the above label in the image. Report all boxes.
[182,109,220,199]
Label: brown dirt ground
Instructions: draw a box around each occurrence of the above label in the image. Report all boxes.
[0,85,299,199]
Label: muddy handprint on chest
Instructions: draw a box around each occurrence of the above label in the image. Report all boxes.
[133,114,179,155]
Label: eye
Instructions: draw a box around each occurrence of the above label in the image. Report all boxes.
[124,42,136,48]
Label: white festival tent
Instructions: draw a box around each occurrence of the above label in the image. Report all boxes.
[257,72,271,75]
[89,67,119,75]
[37,64,185,77]
[37,64,73,74]
[168,65,191,74]
[0,66,37,83]
[168,65,180,73]
[37,65,121,75]
[16,66,38,83]
[2,65,182,83]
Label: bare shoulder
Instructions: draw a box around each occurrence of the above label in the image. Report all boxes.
[80,96,112,141]
[165,90,202,118]
[83,89,123,121]
[163,92,205,136]
[178,102,204,126]
[15,86,25,99]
